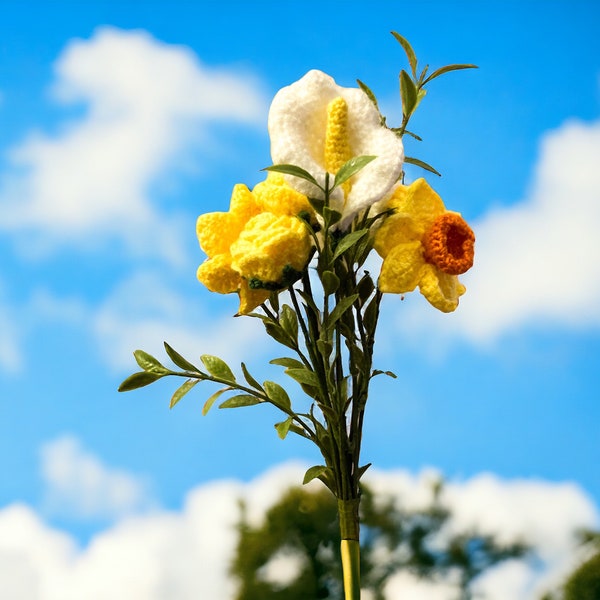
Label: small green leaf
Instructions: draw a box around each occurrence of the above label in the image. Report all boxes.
[333,155,376,190]
[391,31,418,78]
[280,304,298,344]
[423,63,478,85]
[219,394,262,409]
[357,463,372,480]
[241,363,262,391]
[321,271,340,296]
[303,465,329,485]
[285,368,320,388]
[202,387,229,415]
[274,416,293,440]
[170,379,199,409]
[399,69,418,118]
[164,342,198,373]
[357,274,375,304]
[289,424,311,439]
[371,369,398,379]
[328,294,359,328]
[201,355,236,383]
[270,357,305,369]
[308,196,325,215]
[404,156,442,177]
[264,322,296,349]
[263,164,321,189]
[323,206,342,226]
[356,79,380,110]
[332,229,369,260]
[118,371,164,392]
[134,350,169,375]
[316,339,333,360]
[263,380,291,411]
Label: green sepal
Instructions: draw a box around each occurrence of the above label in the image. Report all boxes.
[202,387,229,416]
[170,378,199,409]
[201,355,236,383]
[404,156,441,177]
[333,156,376,190]
[332,229,369,260]
[118,371,164,392]
[274,416,293,440]
[163,342,198,373]
[263,380,291,411]
[134,350,169,375]
[263,164,321,190]
[219,394,262,409]
[391,31,418,79]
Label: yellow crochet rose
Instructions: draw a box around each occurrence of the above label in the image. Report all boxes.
[196,176,313,314]
[374,178,475,313]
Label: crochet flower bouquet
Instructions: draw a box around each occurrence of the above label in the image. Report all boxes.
[120,33,476,600]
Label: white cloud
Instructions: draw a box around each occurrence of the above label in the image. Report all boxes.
[392,115,600,345]
[40,436,153,520]
[0,278,22,372]
[1,459,597,599]
[0,27,267,263]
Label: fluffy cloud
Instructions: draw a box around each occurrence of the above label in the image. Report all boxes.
[0,290,21,372]
[393,115,600,344]
[0,455,597,599]
[40,436,153,520]
[0,27,267,262]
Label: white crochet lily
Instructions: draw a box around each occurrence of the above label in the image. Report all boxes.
[268,70,404,224]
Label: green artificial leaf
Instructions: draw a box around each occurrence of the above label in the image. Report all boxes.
[303,465,329,485]
[263,164,321,189]
[270,357,305,369]
[274,416,293,440]
[357,463,372,480]
[316,339,333,360]
[356,79,380,110]
[201,355,236,383]
[328,294,359,328]
[134,350,169,375]
[263,380,291,411]
[264,322,296,349]
[285,368,320,389]
[308,196,325,216]
[219,394,262,409]
[321,271,340,296]
[322,206,342,227]
[399,69,418,118]
[423,63,478,85]
[363,294,380,336]
[404,156,442,176]
[289,424,311,439]
[118,371,164,392]
[402,129,423,141]
[356,274,375,304]
[280,304,298,344]
[333,155,376,189]
[371,369,398,379]
[202,387,229,416]
[164,342,198,373]
[391,31,418,78]
[170,379,199,409]
[332,229,369,260]
[241,362,262,391]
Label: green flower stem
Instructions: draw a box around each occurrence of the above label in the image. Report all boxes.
[339,498,361,600]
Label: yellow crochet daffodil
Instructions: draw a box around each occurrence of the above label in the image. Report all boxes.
[268,70,404,224]
[196,174,314,314]
[374,178,475,313]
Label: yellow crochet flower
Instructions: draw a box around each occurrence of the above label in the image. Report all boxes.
[374,178,475,313]
[268,70,404,224]
[196,175,313,314]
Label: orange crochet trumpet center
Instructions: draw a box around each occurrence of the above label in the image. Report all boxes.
[422,213,475,275]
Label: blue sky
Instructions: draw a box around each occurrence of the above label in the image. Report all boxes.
[1,1,599,597]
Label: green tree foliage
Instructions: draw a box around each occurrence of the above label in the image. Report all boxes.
[231,482,527,600]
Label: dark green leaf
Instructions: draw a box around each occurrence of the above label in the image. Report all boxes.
[270,357,305,369]
[399,69,418,118]
[363,294,380,336]
[264,322,296,349]
[263,380,291,411]
[118,371,164,392]
[357,463,372,480]
[219,394,262,409]
[404,156,442,177]
[403,129,423,141]
[356,79,380,110]
[423,63,478,85]
[316,339,333,359]
[263,164,321,189]
[134,350,169,375]
[241,362,262,391]
[357,274,375,304]
[303,465,329,485]
[321,271,339,296]
[333,155,376,189]
[280,304,298,343]
[391,31,418,78]
[308,196,325,215]
[332,229,369,260]
[328,294,359,328]
[285,368,320,388]
[323,206,342,226]
[170,379,199,409]
[274,416,293,440]
[371,369,398,380]
[201,355,236,383]
[164,342,198,373]
[202,387,229,416]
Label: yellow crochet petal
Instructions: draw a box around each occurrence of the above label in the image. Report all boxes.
[253,175,313,218]
[196,255,241,294]
[378,242,425,294]
[229,183,261,223]
[196,213,238,257]
[388,179,446,230]
[238,281,270,315]
[418,264,465,313]
[373,213,422,258]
